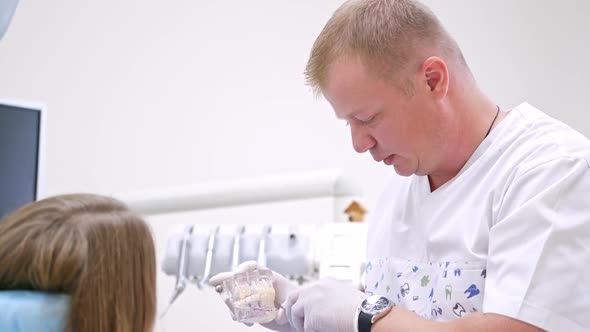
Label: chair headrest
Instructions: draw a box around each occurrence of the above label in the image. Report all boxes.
[0,290,69,332]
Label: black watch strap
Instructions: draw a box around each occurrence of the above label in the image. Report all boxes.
[358,311,373,332]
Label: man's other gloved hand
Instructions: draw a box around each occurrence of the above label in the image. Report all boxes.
[283,278,367,332]
[209,261,298,332]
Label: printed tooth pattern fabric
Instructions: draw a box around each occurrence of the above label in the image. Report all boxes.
[365,258,486,321]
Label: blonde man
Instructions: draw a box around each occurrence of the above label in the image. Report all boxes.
[213,1,590,331]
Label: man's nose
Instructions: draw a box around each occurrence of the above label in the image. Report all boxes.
[350,122,376,153]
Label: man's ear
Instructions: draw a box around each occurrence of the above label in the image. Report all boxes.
[421,56,449,99]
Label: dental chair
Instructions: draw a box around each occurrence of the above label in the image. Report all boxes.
[0,290,69,332]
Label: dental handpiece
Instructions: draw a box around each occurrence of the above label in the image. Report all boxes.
[231,226,246,272]
[160,225,193,319]
[199,226,219,289]
[257,225,272,267]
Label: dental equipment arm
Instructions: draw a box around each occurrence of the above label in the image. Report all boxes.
[121,169,361,221]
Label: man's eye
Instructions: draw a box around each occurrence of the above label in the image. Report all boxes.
[359,114,377,124]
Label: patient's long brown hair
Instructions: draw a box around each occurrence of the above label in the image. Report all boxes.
[0,194,156,332]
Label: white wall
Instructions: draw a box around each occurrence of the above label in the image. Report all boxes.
[1,1,589,331]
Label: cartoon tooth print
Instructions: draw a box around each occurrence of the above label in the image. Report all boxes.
[454,268,461,277]
[372,275,384,292]
[481,269,487,278]
[445,285,452,301]
[431,306,442,317]
[442,262,450,278]
[400,283,410,297]
[453,303,466,317]
[420,275,430,287]
[464,284,480,299]
[412,266,419,273]
[365,261,373,273]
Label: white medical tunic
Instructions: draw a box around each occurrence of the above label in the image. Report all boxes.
[365,103,590,331]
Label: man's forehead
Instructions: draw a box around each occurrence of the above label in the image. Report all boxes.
[323,59,370,116]
[324,60,392,120]
[324,57,370,92]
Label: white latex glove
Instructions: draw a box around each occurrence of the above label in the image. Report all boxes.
[209,261,298,332]
[283,278,367,332]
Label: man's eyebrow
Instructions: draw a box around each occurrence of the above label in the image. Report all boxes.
[335,108,368,120]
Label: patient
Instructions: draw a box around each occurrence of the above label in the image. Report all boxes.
[0,194,157,332]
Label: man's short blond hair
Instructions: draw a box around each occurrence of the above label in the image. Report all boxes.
[305,0,468,96]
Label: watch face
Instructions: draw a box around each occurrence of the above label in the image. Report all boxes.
[361,295,391,315]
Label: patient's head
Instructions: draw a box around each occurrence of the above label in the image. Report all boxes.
[0,193,157,332]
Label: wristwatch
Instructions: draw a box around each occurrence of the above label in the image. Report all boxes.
[356,295,394,332]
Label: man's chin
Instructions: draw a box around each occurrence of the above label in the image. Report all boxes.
[392,164,414,177]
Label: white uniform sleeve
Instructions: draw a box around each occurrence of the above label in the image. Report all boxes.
[483,156,590,331]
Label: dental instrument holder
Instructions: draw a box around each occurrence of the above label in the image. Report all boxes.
[162,224,317,283]
[126,169,365,316]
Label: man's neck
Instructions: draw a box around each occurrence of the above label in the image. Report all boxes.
[428,174,453,192]
[427,93,502,192]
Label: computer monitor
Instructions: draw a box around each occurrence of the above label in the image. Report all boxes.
[0,97,46,219]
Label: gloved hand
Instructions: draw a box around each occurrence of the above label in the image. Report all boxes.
[283,278,367,332]
[209,261,298,332]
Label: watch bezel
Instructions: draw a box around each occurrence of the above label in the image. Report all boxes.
[360,295,392,315]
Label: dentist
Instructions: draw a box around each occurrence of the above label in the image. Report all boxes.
[212,1,590,331]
